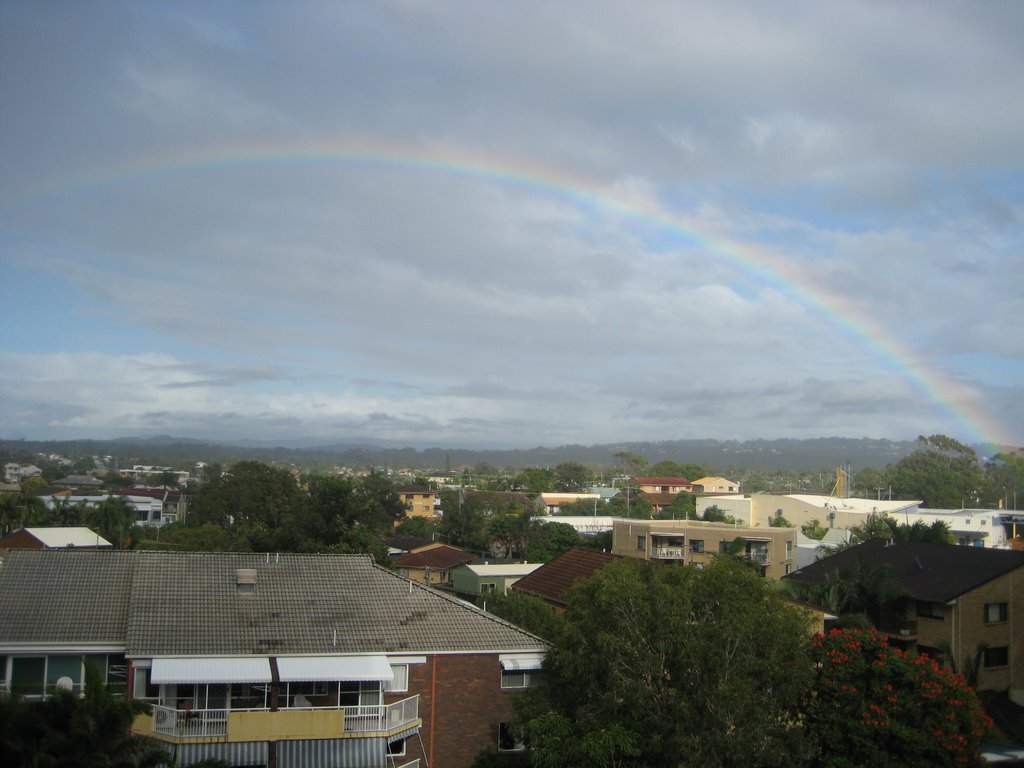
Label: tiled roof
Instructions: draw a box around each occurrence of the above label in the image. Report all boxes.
[512,547,618,608]
[0,550,545,657]
[785,539,1024,603]
[394,545,476,570]
[0,550,136,645]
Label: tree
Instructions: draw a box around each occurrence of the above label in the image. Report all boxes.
[647,461,708,480]
[520,557,816,767]
[700,505,737,524]
[0,662,156,768]
[85,496,136,549]
[481,589,563,641]
[805,628,991,767]
[524,521,580,563]
[514,468,554,494]
[553,462,590,493]
[613,451,648,475]
[888,435,984,509]
[655,493,696,520]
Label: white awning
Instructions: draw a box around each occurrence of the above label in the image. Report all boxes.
[277,656,394,682]
[499,653,544,671]
[151,657,272,684]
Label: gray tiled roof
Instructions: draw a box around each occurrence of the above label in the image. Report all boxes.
[0,549,137,645]
[0,550,545,657]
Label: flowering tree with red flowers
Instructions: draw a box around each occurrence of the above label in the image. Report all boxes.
[805,627,992,767]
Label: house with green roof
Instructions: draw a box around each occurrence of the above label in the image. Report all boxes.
[0,549,546,768]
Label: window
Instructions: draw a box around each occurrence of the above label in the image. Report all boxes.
[984,646,1009,668]
[785,541,793,559]
[481,583,496,594]
[384,665,409,693]
[984,602,1008,623]
[387,738,406,757]
[719,540,734,554]
[133,667,160,700]
[636,535,646,551]
[784,564,792,575]
[498,722,526,751]
[916,600,945,620]
[689,539,704,553]
[501,669,540,689]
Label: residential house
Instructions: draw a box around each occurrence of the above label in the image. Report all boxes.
[690,476,740,494]
[534,493,600,515]
[115,487,189,525]
[511,548,619,611]
[39,493,170,528]
[53,475,104,489]
[785,540,1024,701]
[396,486,437,520]
[0,526,112,551]
[611,518,798,579]
[3,463,42,484]
[393,543,477,588]
[0,549,547,768]
[632,477,692,494]
[530,516,616,537]
[452,562,544,598]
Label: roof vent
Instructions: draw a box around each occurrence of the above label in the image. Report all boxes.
[235,568,257,593]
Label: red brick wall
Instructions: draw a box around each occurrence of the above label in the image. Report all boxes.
[388,653,522,768]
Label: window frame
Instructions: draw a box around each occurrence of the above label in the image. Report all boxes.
[984,602,1008,624]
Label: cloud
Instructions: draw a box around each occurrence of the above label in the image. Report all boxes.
[0,1,1021,448]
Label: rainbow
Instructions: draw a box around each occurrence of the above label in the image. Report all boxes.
[6,136,1014,449]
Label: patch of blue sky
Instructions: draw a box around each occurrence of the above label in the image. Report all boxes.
[943,353,1024,381]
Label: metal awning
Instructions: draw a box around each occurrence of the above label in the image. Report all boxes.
[499,653,544,671]
[150,657,272,684]
[277,656,394,682]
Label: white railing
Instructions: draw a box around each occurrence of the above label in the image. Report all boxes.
[746,551,769,565]
[651,546,685,559]
[344,695,419,733]
[152,705,228,738]
[394,760,420,768]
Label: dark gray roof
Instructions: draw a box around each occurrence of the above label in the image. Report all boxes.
[784,539,1024,603]
[0,550,545,657]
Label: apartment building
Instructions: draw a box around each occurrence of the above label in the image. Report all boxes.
[0,550,546,768]
[610,518,797,579]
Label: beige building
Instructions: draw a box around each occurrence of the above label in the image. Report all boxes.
[691,476,740,494]
[611,518,797,579]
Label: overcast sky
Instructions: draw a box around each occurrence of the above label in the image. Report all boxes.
[1,1,1022,450]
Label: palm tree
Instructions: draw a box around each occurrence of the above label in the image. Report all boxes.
[85,496,136,548]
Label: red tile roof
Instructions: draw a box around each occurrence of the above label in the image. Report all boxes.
[512,548,618,609]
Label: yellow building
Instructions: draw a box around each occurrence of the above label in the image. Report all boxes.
[396,486,437,519]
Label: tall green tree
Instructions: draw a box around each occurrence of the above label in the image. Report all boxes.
[888,435,985,509]
[520,557,816,767]
[85,497,136,549]
[552,462,590,493]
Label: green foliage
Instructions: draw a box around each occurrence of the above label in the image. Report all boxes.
[769,513,793,527]
[654,493,696,520]
[524,521,580,563]
[521,557,816,767]
[514,467,555,494]
[395,515,435,538]
[553,462,591,492]
[85,496,137,549]
[805,628,992,767]
[482,589,564,641]
[647,461,708,480]
[700,505,737,524]
[604,489,651,518]
[801,519,828,539]
[888,435,984,509]
[0,663,157,768]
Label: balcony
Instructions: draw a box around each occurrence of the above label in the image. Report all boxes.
[651,546,685,560]
[879,619,918,641]
[147,695,420,742]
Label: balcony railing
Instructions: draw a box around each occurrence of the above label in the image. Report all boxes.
[879,619,918,639]
[153,706,228,738]
[651,546,685,559]
[343,695,419,733]
[150,695,419,739]
[744,551,769,565]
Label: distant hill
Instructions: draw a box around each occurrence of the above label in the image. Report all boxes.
[0,435,936,473]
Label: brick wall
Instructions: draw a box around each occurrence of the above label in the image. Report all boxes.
[394,653,521,768]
